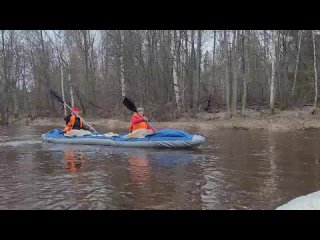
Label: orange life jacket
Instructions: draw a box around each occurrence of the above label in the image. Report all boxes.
[129,113,149,132]
[64,115,83,132]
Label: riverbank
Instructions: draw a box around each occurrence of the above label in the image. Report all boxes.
[16,107,320,132]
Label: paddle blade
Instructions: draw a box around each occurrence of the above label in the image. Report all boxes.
[123,97,137,112]
[49,89,64,104]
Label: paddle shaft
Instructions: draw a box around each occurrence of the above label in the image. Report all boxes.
[136,112,156,132]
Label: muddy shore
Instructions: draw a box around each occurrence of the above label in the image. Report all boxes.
[16,108,320,132]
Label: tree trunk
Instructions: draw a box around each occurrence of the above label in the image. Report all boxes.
[291,30,303,97]
[242,30,250,115]
[312,30,318,112]
[68,72,74,108]
[40,30,53,115]
[171,30,182,112]
[178,30,185,110]
[60,64,67,116]
[10,31,19,119]
[22,59,32,118]
[270,30,276,114]
[13,89,19,119]
[184,30,189,110]
[1,30,9,125]
[231,30,239,114]
[83,30,89,83]
[196,30,202,108]
[224,30,231,118]
[189,30,195,109]
[212,30,216,92]
[119,30,126,97]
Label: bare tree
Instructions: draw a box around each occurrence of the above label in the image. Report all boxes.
[119,30,126,98]
[1,30,9,124]
[312,30,318,112]
[270,30,277,114]
[231,30,239,114]
[212,30,217,91]
[242,30,250,115]
[2,30,320,125]
[171,30,182,112]
[189,30,195,109]
[196,30,202,108]
[291,30,303,97]
[60,64,67,116]
[68,73,74,107]
[224,30,231,118]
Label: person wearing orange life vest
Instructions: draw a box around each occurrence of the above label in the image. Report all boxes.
[64,107,92,133]
[129,107,155,133]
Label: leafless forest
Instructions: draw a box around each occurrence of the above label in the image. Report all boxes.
[0,30,318,125]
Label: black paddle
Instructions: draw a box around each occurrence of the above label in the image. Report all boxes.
[122,96,156,131]
[123,96,138,113]
[49,89,98,133]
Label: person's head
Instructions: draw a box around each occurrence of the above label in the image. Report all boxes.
[71,107,79,115]
[137,107,144,115]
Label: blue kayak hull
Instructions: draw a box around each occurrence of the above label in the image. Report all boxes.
[42,129,205,149]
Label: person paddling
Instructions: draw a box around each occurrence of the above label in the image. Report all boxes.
[129,107,155,133]
[64,107,93,133]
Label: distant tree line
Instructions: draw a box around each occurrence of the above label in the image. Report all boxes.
[0,30,319,125]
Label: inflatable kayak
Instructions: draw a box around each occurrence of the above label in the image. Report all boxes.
[276,190,320,210]
[42,129,205,149]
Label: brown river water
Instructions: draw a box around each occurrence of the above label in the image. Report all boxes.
[1,125,320,210]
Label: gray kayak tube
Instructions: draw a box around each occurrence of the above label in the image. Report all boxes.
[276,190,320,210]
[42,128,206,149]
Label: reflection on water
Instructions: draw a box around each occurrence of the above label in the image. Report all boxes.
[63,147,85,173]
[129,154,150,184]
[1,125,320,209]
